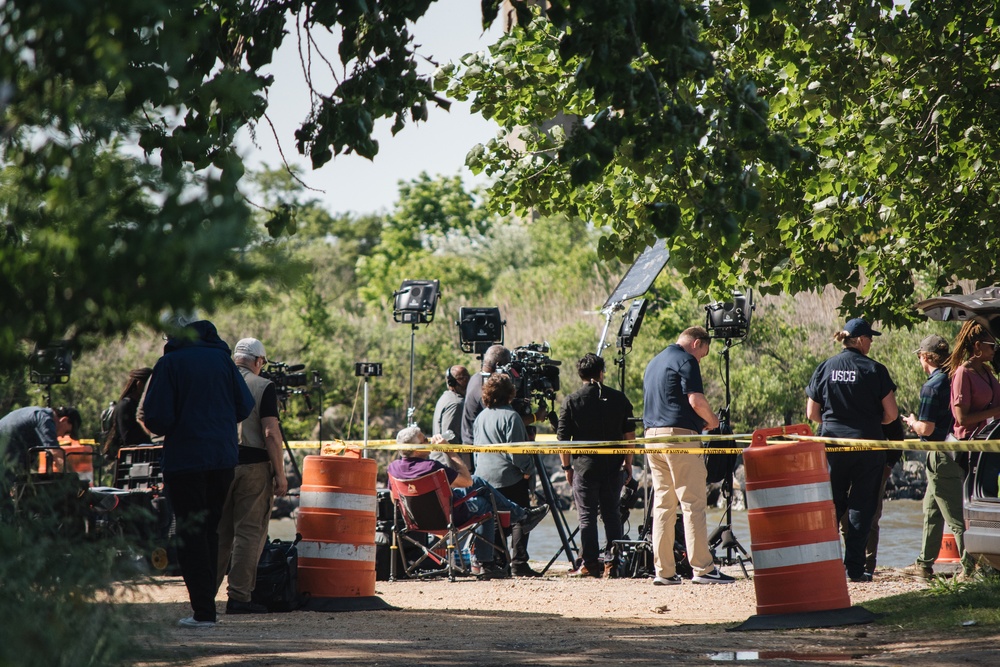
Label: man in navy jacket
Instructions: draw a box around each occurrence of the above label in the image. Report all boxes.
[143,320,254,628]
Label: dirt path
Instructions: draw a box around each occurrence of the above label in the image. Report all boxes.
[129,566,997,666]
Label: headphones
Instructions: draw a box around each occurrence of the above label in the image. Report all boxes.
[446,367,458,388]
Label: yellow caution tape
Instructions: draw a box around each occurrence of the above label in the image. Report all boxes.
[291,433,752,455]
[99,432,999,456]
[782,434,1000,453]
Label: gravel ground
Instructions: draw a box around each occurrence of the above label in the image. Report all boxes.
[127,563,1000,667]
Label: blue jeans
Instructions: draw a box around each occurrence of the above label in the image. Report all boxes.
[452,476,526,563]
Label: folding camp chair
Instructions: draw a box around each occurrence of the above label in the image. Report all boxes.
[387,470,509,581]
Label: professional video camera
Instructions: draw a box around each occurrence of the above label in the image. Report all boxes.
[260,361,310,395]
[498,342,561,427]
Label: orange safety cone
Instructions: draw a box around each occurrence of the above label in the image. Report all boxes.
[734,424,876,631]
[937,530,962,564]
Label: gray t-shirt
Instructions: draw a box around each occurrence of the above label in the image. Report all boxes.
[472,406,533,488]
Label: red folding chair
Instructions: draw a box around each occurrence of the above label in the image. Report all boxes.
[387,470,509,581]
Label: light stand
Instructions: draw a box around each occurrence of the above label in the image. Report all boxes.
[393,279,440,426]
[407,323,418,426]
[596,301,625,356]
[355,363,382,458]
[312,371,324,450]
[709,338,751,577]
[703,290,755,577]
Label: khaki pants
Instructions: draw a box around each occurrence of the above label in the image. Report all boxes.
[216,461,274,602]
[646,427,714,578]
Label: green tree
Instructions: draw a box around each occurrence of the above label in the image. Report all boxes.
[445,1,1000,325]
[356,172,498,307]
[704,0,1000,325]
[0,0,461,374]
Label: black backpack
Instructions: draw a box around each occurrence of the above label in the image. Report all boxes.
[251,534,307,612]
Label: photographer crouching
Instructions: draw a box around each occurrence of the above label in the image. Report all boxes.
[557,353,635,578]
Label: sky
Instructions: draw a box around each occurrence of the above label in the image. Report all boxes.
[236,1,503,216]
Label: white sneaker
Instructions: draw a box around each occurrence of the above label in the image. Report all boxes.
[692,568,736,584]
[653,574,683,585]
[178,616,216,628]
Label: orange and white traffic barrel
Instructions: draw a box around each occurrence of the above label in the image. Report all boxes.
[744,424,852,616]
[297,454,377,599]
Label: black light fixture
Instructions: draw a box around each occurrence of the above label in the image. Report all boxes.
[617,299,648,348]
[456,307,505,354]
[705,290,754,340]
[393,279,440,325]
[29,342,72,385]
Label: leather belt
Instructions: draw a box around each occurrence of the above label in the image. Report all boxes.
[645,426,698,436]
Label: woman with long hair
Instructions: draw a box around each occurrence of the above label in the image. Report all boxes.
[103,367,153,458]
[945,320,1000,439]
[806,318,898,583]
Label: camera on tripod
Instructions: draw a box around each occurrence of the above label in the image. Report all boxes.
[497,343,562,427]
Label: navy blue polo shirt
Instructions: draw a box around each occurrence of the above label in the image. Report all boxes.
[806,348,896,440]
[643,344,706,432]
[916,368,954,441]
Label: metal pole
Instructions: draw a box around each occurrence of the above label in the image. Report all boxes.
[595,302,622,356]
[363,378,370,458]
[407,324,417,426]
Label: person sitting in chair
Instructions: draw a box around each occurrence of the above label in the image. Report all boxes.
[388,426,549,580]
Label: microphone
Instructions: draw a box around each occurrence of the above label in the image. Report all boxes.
[287,364,305,372]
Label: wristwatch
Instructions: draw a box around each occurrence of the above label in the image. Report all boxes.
[561,465,572,471]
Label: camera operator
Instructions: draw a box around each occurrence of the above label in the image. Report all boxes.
[216,338,288,614]
[643,326,734,585]
[430,365,472,470]
[461,345,547,446]
[557,354,635,578]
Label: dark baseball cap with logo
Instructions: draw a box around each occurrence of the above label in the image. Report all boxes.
[844,318,881,337]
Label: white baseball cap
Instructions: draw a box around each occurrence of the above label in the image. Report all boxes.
[234,338,267,362]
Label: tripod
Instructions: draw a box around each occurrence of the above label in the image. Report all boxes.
[538,452,580,574]
[708,338,751,577]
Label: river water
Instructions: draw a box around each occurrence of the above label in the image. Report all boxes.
[272,498,927,569]
[524,499,926,569]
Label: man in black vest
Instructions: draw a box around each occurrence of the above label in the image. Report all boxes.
[216,337,288,614]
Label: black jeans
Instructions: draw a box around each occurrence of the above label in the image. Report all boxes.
[827,451,886,578]
[573,466,625,565]
[497,478,531,566]
[164,467,235,622]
